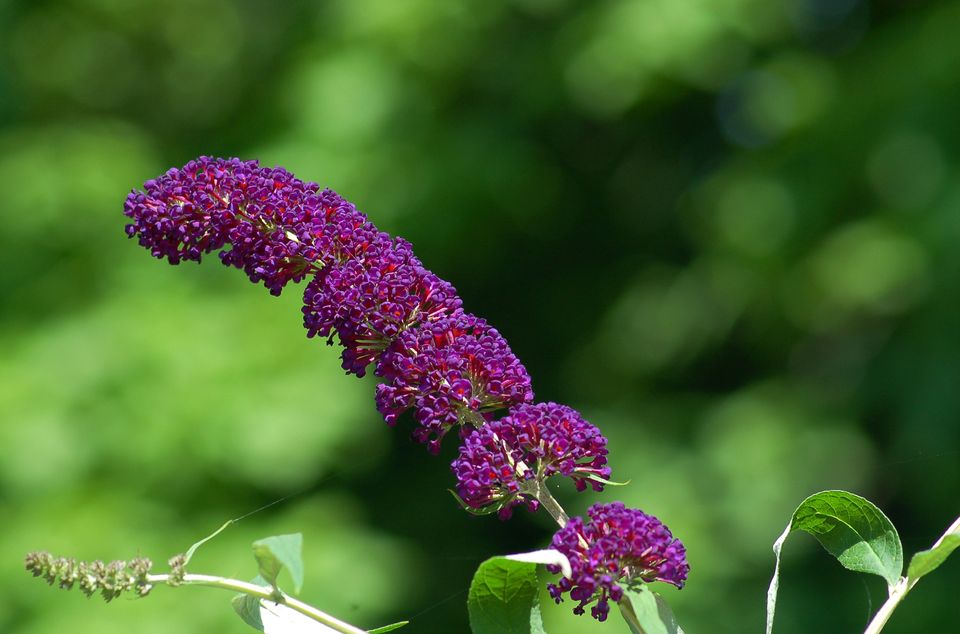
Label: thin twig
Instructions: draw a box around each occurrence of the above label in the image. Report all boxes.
[147,573,368,634]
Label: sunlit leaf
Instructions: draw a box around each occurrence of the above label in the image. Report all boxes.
[766,490,902,634]
[907,519,960,583]
[467,555,546,634]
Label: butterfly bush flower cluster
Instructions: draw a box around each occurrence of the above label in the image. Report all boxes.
[452,402,611,519]
[547,502,690,621]
[377,314,535,453]
[124,156,689,620]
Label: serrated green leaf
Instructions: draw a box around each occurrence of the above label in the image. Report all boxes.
[766,490,903,634]
[253,533,304,595]
[792,491,902,586]
[368,621,410,633]
[619,587,684,634]
[907,522,960,583]
[468,556,546,634]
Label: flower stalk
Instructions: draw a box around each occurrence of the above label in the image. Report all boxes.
[146,573,367,634]
[528,479,569,527]
[118,156,691,626]
[25,551,368,634]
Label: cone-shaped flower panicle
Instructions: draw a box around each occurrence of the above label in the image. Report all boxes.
[451,402,610,518]
[125,158,545,456]
[546,502,689,621]
[302,238,462,376]
[376,313,534,453]
[124,156,382,295]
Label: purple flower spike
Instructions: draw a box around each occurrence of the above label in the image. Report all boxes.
[124,156,386,295]
[375,313,534,453]
[214,166,330,294]
[303,239,462,376]
[451,403,611,518]
[123,157,249,264]
[546,502,689,621]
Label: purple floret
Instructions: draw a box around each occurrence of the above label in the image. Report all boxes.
[546,502,689,621]
[451,402,610,518]
[302,238,462,376]
[375,313,534,453]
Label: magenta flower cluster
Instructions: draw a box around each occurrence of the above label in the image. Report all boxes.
[302,238,462,377]
[124,156,688,621]
[547,502,689,621]
[377,314,535,453]
[124,158,385,295]
[452,403,611,518]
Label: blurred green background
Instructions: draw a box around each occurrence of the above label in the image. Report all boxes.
[2,0,958,632]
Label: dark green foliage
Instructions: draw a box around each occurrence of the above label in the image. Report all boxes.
[3,1,959,633]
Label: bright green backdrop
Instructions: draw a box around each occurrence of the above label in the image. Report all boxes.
[2,0,958,632]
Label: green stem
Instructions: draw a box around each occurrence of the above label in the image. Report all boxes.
[146,573,368,634]
[529,480,569,528]
[862,514,960,634]
[460,408,487,429]
[862,577,909,634]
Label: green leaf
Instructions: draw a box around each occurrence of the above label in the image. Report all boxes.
[791,491,903,587]
[619,587,684,634]
[368,621,410,633]
[468,555,547,634]
[765,490,903,634]
[907,519,960,583]
[230,594,263,632]
[232,594,265,632]
[232,575,268,632]
[184,519,236,565]
[253,533,304,595]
